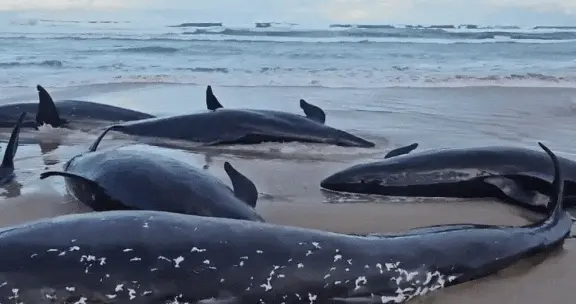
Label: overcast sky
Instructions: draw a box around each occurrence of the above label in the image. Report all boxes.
[1,0,576,26]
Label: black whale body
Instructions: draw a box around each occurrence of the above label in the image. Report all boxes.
[40,126,265,222]
[104,86,375,148]
[321,143,576,213]
[0,142,570,303]
[0,85,154,129]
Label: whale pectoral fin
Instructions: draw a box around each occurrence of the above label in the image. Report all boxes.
[36,85,67,128]
[39,171,99,187]
[300,99,326,124]
[88,125,119,152]
[223,162,258,208]
[384,143,419,159]
[1,112,26,169]
[482,176,549,212]
[206,85,224,110]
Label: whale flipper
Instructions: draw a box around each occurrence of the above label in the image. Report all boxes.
[483,176,550,212]
[384,143,419,159]
[39,171,97,185]
[299,99,326,124]
[36,85,67,128]
[206,86,223,111]
[1,112,26,169]
[88,125,119,152]
[223,161,258,208]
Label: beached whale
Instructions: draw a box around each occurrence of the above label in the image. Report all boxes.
[0,142,569,303]
[103,85,375,148]
[0,112,26,185]
[0,85,154,129]
[39,126,265,222]
[321,142,576,213]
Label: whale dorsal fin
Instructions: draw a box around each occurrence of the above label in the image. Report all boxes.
[299,99,326,124]
[88,125,119,152]
[384,143,419,159]
[206,85,223,111]
[36,85,67,128]
[223,161,258,208]
[1,112,26,169]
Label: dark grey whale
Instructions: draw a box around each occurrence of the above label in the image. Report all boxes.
[0,142,569,303]
[104,85,375,148]
[0,85,154,129]
[39,126,265,222]
[321,143,576,213]
[0,112,26,185]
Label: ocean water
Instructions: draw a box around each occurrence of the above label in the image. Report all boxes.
[0,14,575,303]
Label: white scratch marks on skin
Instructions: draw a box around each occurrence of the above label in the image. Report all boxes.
[128,288,136,300]
[256,250,263,254]
[30,253,38,258]
[297,263,304,268]
[260,265,280,291]
[334,254,342,262]
[72,297,87,304]
[143,222,149,228]
[130,257,141,262]
[354,276,367,291]
[123,248,133,252]
[311,242,321,249]
[375,262,462,303]
[191,247,206,252]
[115,284,123,292]
[66,287,75,292]
[173,256,185,268]
[69,246,80,251]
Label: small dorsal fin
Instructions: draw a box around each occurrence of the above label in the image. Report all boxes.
[36,85,67,128]
[384,143,419,159]
[39,171,98,187]
[1,112,26,169]
[88,125,119,152]
[223,161,258,208]
[206,85,223,111]
[300,99,326,124]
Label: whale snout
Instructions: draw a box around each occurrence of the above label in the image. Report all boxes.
[335,131,375,148]
[320,169,363,192]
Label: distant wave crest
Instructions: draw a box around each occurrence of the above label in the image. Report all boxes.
[116,46,179,54]
[0,60,63,68]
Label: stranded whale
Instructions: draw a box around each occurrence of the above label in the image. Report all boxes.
[39,126,265,222]
[102,86,375,148]
[321,143,576,213]
[0,85,154,129]
[0,112,26,185]
[0,142,569,303]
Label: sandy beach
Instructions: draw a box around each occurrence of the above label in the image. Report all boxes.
[0,83,575,302]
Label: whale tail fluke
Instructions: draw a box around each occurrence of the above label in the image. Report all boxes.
[1,112,26,169]
[36,85,67,128]
[223,161,258,208]
[88,125,120,152]
[299,99,326,124]
[206,85,224,111]
[384,143,419,159]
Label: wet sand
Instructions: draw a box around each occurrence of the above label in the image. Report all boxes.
[0,83,574,303]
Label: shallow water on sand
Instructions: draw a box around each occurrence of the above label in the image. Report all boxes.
[0,83,575,303]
